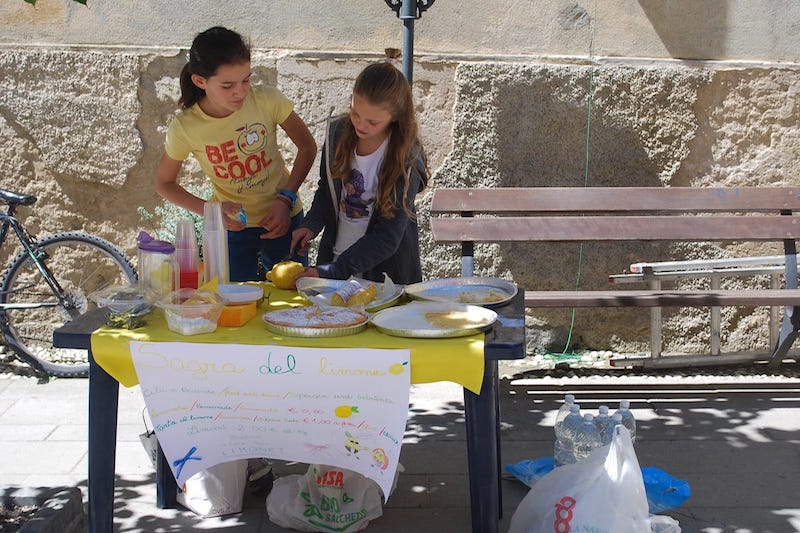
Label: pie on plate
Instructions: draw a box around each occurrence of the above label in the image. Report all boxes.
[262,305,368,337]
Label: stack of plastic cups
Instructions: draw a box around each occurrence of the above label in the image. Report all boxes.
[202,202,229,284]
[175,220,200,289]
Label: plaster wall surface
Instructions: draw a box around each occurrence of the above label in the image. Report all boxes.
[1,0,799,355]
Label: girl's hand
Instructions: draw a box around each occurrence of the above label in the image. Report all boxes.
[258,200,291,239]
[294,267,320,281]
[220,202,246,231]
[291,227,315,257]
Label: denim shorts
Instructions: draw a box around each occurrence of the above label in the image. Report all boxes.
[226,211,308,282]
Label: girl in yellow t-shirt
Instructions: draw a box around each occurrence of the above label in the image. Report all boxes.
[155,26,316,281]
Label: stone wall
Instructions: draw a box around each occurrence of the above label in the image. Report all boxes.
[1,0,799,355]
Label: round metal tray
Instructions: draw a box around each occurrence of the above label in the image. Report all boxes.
[262,310,368,338]
[369,301,497,338]
[404,277,517,307]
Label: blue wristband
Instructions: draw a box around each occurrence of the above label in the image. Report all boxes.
[278,189,298,208]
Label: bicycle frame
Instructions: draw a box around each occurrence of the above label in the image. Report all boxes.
[0,204,70,313]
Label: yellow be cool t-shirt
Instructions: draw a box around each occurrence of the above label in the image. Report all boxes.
[164,85,301,224]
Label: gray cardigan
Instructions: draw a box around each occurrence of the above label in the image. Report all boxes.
[299,117,428,284]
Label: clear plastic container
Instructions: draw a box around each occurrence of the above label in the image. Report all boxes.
[137,231,179,299]
[202,202,229,284]
[613,399,637,443]
[175,220,200,289]
[594,405,611,439]
[157,288,224,336]
[572,413,603,463]
[90,284,152,329]
[554,403,582,467]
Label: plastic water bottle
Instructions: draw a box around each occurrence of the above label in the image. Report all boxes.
[594,405,611,438]
[553,403,582,467]
[601,413,623,445]
[573,413,603,463]
[554,394,576,434]
[613,399,637,443]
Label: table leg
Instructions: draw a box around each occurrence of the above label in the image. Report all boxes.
[464,358,500,533]
[88,352,119,533]
[156,440,178,508]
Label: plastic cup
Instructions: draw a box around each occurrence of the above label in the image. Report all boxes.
[175,220,200,289]
[202,203,229,284]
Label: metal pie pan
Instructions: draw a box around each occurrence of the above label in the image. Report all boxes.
[369,301,497,338]
[404,277,517,308]
[262,314,368,338]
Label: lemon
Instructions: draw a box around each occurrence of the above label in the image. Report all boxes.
[388,362,407,375]
[265,260,304,289]
[334,405,358,418]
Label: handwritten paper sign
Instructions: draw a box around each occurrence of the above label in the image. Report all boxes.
[130,341,411,500]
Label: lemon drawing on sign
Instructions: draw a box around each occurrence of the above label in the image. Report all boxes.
[265,260,304,289]
[389,361,408,375]
[334,405,359,418]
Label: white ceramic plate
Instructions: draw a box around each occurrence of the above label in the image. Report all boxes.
[295,277,404,312]
[404,277,517,307]
[217,283,264,305]
[369,301,497,338]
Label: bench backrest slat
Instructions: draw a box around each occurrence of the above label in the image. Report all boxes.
[430,187,800,214]
[431,215,800,243]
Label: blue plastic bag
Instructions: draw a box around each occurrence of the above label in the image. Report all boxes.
[504,456,554,487]
[641,466,691,513]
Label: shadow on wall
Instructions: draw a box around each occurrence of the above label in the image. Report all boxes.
[493,73,663,290]
[638,0,728,61]
[492,73,666,349]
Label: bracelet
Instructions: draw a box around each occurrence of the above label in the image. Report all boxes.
[275,194,293,208]
[278,189,298,208]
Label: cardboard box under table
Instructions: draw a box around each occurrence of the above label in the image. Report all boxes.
[53,285,526,533]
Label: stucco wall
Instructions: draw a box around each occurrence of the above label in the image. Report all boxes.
[1,0,799,356]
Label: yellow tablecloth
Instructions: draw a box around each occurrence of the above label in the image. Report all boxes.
[90,285,485,394]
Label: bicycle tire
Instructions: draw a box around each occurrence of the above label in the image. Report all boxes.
[0,232,137,377]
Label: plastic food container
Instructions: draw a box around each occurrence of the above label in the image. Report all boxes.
[90,285,152,329]
[217,283,264,305]
[157,288,224,336]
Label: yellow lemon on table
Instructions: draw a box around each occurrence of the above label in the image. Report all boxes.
[265,260,304,290]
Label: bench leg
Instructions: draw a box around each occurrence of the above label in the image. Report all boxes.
[769,306,800,367]
[88,353,119,533]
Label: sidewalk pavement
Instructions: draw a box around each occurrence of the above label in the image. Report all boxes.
[1,362,799,532]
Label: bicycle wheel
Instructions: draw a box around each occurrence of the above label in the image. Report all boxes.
[0,232,137,377]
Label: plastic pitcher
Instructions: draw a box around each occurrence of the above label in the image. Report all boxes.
[137,231,179,298]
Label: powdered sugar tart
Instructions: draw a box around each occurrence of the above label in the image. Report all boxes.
[262,305,368,337]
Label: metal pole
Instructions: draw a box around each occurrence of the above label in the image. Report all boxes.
[402,16,415,83]
[385,0,436,84]
[400,0,417,83]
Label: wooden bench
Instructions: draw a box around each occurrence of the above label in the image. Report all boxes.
[429,186,800,367]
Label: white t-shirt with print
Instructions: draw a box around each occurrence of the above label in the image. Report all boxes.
[333,136,389,258]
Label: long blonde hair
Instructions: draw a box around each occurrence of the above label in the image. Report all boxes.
[331,62,423,219]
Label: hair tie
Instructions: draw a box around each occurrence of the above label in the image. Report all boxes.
[384,47,401,66]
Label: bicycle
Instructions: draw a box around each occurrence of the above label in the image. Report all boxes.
[0,188,137,378]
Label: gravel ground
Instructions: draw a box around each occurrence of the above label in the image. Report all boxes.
[499,350,800,382]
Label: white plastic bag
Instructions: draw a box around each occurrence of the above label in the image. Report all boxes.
[266,464,386,532]
[508,427,680,533]
[176,459,248,518]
